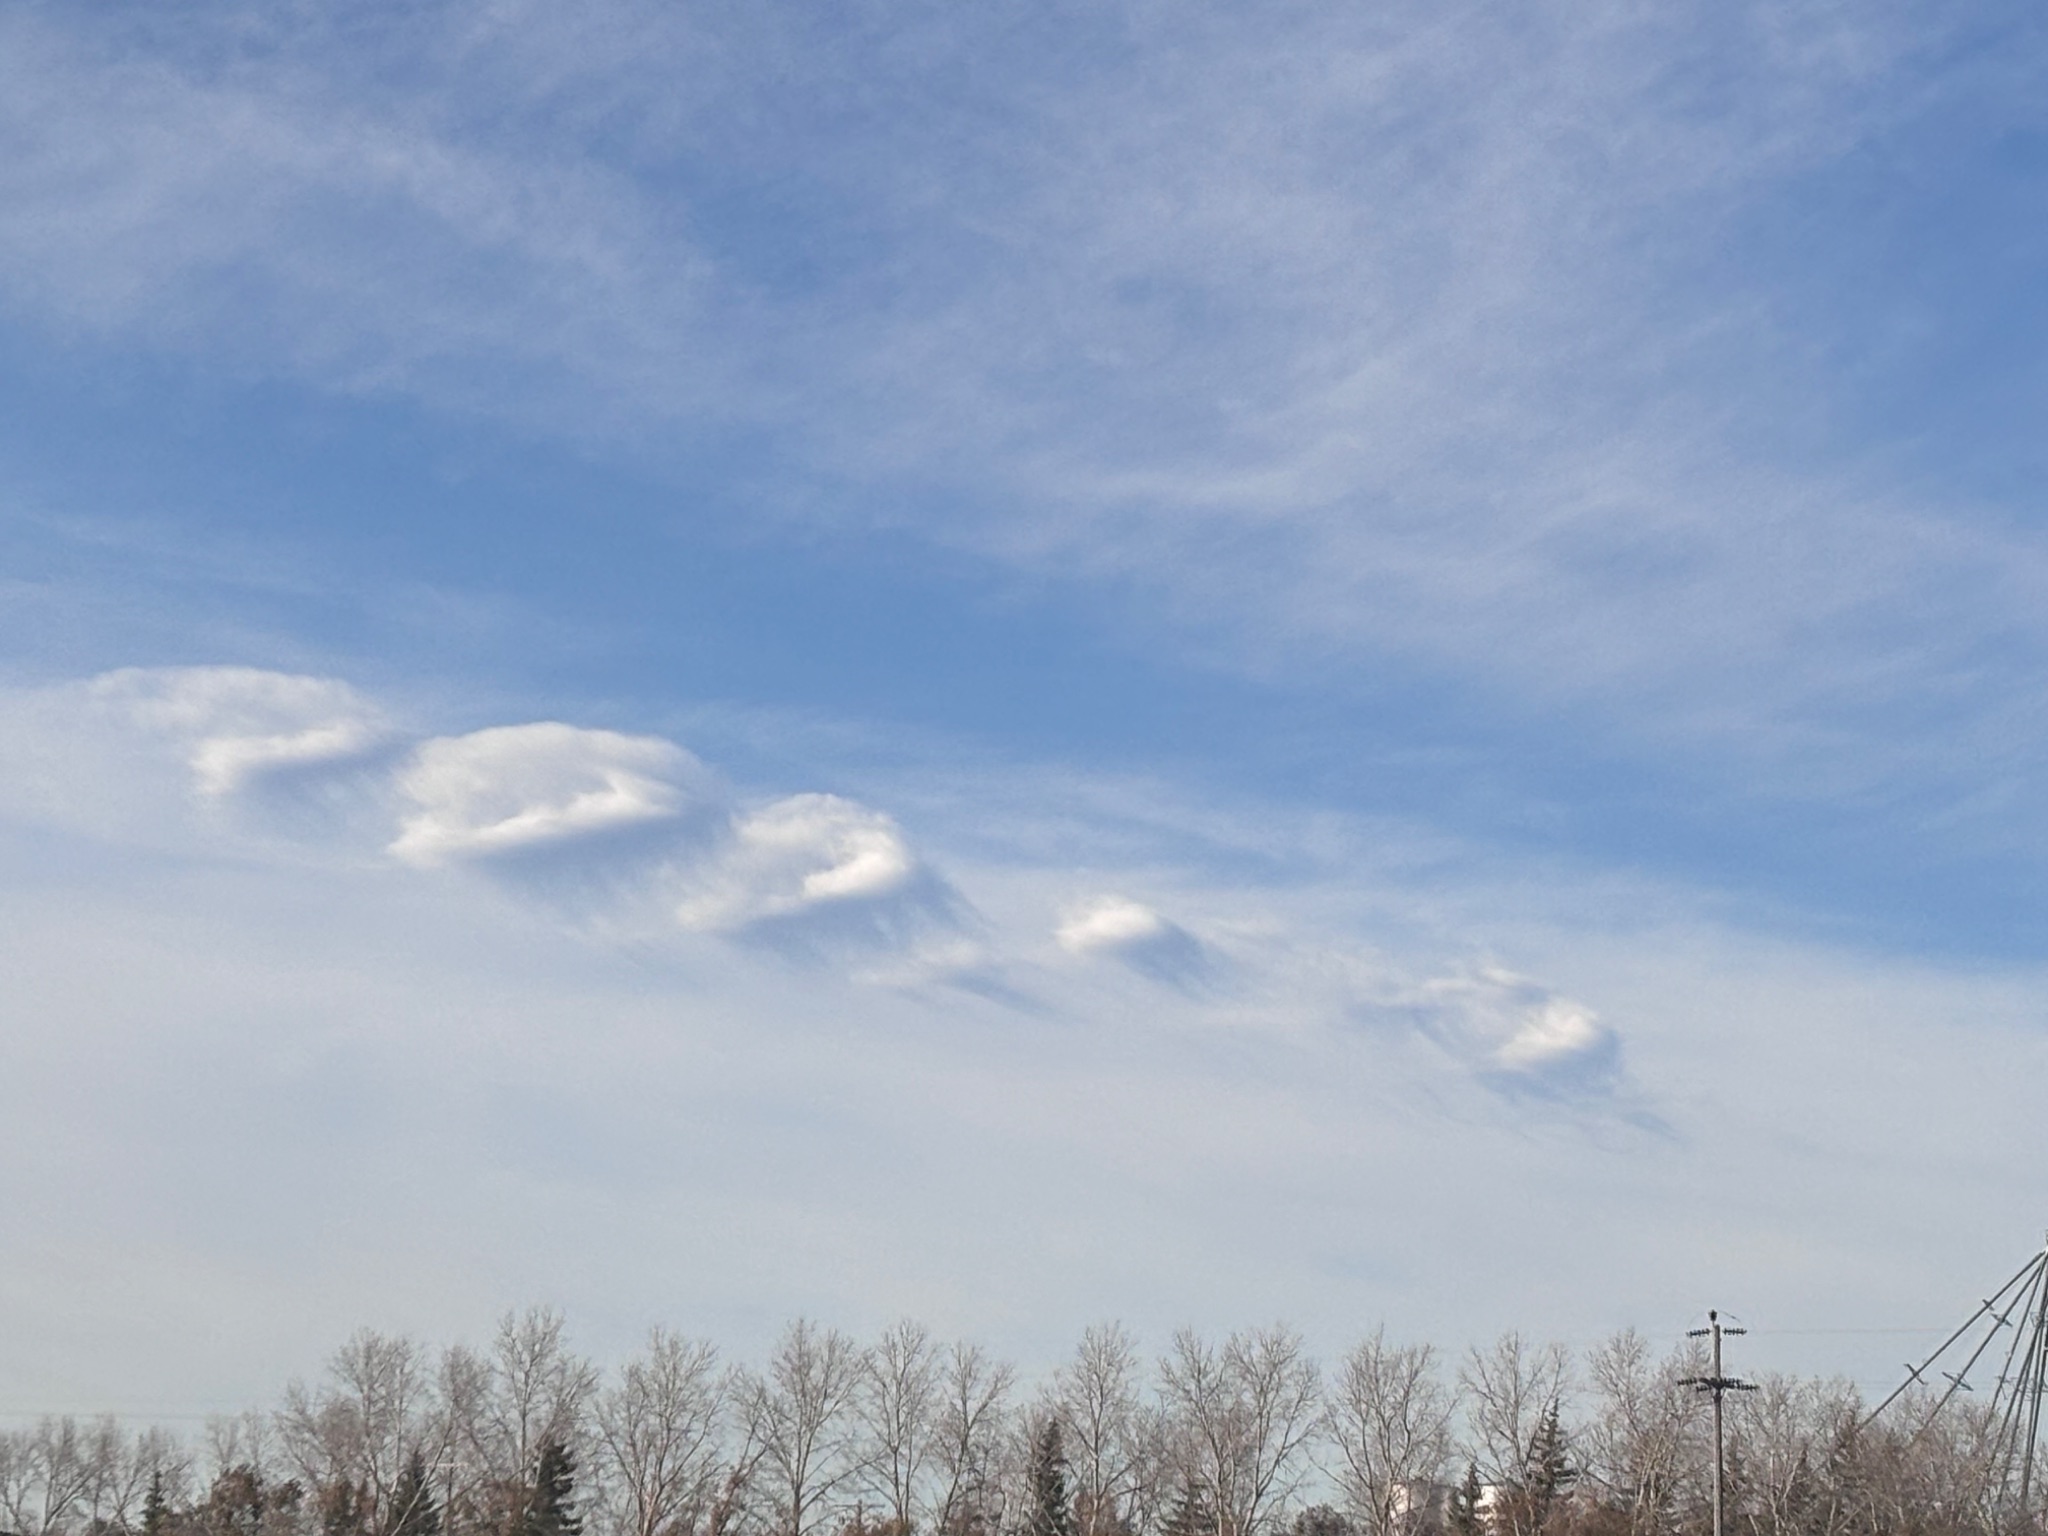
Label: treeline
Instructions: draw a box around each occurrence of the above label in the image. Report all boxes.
[0,1314,2025,1536]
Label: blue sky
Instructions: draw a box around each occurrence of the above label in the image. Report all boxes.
[5,0,2048,1416]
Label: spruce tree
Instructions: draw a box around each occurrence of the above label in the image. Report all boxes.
[1287,1506,1351,1536]
[1160,1480,1215,1536]
[389,1451,442,1536]
[203,1467,266,1536]
[1025,1419,1076,1536]
[527,1439,581,1536]
[144,1471,172,1536]
[1445,1465,1485,1536]
[1520,1403,1574,1533]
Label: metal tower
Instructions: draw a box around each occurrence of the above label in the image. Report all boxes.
[1863,1237,2048,1524]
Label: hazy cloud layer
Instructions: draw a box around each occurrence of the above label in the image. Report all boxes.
[5,661,2046,1417]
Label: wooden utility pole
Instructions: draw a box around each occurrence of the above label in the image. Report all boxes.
[1681,1310,1756,1536]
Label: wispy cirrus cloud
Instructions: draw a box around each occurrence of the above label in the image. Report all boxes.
[7,0,2048,835]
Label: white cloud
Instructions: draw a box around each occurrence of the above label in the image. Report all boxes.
[1411,964,1620,1088]
[1053,893,1219,992]
[90,665,388,795]
[390,722,707,867]
[676,793,925,933]
[1494,994,1609,1071]
[1056,895,1171,956]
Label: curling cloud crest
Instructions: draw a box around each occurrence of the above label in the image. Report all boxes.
[76,671,948,951]
[1412,965,1620,1092]
[390,723,708,867]
[1494,995,1609,1071]
[93,666,388,796]
[1057,895,1171,955]
[1055,894,1214,990]
[677,793,922,933]
[7,667,1645,1119]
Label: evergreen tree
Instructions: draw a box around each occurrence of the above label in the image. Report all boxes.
[526,1439,581,1536]
[1025,1419,1076,1536]
[1521,1402,1574,1531]
[1287,1506,1352,1536]
[1444,1465,1485,1536]
[1161,1480,1216,1536]
[144,1471,172,1536]
[202,1467,266,1536]
[389,1451,442,1536]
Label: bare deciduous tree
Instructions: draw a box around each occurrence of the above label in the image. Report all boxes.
[203,1412,280,1487]
[1458,1334,1568,1488]
[1324,1332,1454,1536]
[486,1308,599,1482]
[597,1330,736,1536]
[279,1329,434,1525]
[2,1419,105,1536]
[929,1343,1015,1536]
[0,1420,195,1536]
[704,1383,770,1536]
[1579,1329,1701,1536]
[82,1418,159,1535]
[752,1321,865,1536]
[860,1321,940,1535]
[1055,1326,1144,1536]
[428,1309,597,1536]
[1158,1328,1320,1536]
[435,1341,496,1528]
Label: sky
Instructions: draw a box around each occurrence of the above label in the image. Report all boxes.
[5,0,2048,1420]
